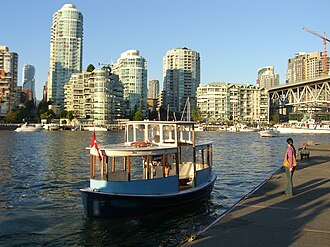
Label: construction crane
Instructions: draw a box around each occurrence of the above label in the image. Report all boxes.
[303,27,330,75]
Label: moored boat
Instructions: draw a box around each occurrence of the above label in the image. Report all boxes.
[84,126,108,131]
[276,126,330,134]
[276,116,330,134]
[194,123,204,132]
[15,123,43,132]
[218,126,227,132]
[259,128,279,137]
[43,123,60,131]
[227,126,238,132]
[239,125,259,132]
[80,121,217,218]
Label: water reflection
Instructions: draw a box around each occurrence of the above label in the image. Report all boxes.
[81,200,217,246]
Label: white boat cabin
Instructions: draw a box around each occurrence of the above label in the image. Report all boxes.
[88,121,213,194]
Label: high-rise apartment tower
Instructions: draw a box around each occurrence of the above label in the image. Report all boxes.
[0,46,18,118]
[22,64,36,102]
[64,69,124,125]
[286,51,329,84]
[112,50,147,114]
[256,66,279,89]
[147,79,159,99]
[47,4,83,111]
[162,47,200,115]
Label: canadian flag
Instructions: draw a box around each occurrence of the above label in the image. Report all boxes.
[91,131,102,161]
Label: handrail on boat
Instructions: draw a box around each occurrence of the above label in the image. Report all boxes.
[88,121,213,192]
[89,142,213,188]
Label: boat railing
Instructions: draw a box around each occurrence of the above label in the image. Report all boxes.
[123,121,200,147]
[88,131,213,191]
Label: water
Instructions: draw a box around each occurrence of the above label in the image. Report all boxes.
[0,130,328,246]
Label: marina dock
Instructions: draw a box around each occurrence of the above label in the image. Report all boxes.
[184,143,330,247]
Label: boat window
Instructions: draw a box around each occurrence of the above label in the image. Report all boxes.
[129,156,144,180]
[181,146,193,164]
[195,149,209,169]
[136,124,145,131]
[126,124,146,143]
[151,125,160,143]
[126,125,134,143]
[178,125,193,143]
[163,125,175,143]
[135,124,146,142]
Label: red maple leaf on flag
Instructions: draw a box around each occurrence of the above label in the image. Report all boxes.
[91,131,102,161]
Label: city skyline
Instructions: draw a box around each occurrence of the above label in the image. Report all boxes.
[1,0,329,100]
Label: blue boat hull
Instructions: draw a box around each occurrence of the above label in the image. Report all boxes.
[80,174,216,218]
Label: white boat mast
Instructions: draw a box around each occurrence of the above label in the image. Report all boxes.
[181,97,191,121]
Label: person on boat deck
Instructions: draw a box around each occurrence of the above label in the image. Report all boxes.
[283,138,297,196]
[163,155,172,177]
[164,162,171,177]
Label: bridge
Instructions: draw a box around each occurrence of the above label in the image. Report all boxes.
[268,75,330,121]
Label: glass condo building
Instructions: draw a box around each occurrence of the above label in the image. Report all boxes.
[47,4,83,111]
[112,50,148,115]
[162,47,200,115]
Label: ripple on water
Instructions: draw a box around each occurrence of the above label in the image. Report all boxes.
[0,130,328,246]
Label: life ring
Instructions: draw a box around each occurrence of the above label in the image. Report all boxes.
[131,141,150,147]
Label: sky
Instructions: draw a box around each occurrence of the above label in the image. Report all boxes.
[1,0,330,100]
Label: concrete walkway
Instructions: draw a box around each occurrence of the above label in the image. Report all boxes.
[184,144,330,247]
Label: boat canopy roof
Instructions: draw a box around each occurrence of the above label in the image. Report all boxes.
[122,120,197,126]
[123,120,201,147]
[97,145,178,157]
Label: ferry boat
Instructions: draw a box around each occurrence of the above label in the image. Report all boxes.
[80,121,216,218]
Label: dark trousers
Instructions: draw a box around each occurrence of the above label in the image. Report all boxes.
[284,167,294,196]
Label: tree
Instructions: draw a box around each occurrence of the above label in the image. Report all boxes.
[58,109,68,119]
[133,106,143,121]
[86,64,95,72]
[270,113,280,124]
[57,109,74,120]
[6,111,17,123]
[148,109,158,120]
[37,100,51,118]
[102,65,112,74]
[192,107,203,123]
[24,100,35,111]
[40,110,55,121]
[4,99,38,123]
[67,111,74,121]
[40,112,49,120]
